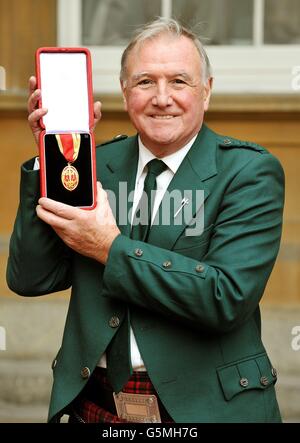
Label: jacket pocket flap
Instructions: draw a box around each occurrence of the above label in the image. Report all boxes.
[217,353,277,401]
[173,224,214,251]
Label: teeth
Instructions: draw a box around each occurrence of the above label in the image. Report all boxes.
[152,115,174,119]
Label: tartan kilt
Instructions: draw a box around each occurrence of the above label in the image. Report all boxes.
[69,367,174,423]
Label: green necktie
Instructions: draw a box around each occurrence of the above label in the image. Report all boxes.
[131,158,167,241]
[106,159,167,393]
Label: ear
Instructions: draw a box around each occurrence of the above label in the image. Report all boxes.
[120,79,128,112]
[203,77,213,112]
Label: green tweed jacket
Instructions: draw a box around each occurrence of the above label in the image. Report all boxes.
[7,124,284,423]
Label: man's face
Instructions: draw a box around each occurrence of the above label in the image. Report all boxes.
[121,35,212,156]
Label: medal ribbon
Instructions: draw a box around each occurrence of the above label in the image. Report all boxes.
[55,133,81,163]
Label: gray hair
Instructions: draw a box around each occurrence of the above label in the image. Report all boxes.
[120,17,212,84]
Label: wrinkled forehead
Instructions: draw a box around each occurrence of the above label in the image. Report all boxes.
[126,34,203,75]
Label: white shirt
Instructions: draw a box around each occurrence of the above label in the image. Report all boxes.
[98,134,197,370]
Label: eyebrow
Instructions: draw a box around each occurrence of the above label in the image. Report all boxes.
[131,71,194,82]
[131,72,150,82]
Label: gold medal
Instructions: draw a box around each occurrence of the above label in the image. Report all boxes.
[56,133,81,192]
[61,164,79,191]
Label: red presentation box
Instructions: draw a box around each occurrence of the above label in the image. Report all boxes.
[36,47,96,209]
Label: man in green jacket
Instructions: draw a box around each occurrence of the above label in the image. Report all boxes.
[7,18,284,423]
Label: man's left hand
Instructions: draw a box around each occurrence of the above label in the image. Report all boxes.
[36,182,120,264]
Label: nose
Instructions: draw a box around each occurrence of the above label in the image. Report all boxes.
[151,82,173,108]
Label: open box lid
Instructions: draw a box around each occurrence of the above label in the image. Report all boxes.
[36,48,94,134]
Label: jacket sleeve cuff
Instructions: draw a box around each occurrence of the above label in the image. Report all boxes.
[102,234,131,294]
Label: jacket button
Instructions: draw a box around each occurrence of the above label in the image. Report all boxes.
[51,359,57,370]
[260,376,269,386]
[271,368,277,378]
[163,261,172,269]
[81,367,91,379]
[223,138,232,145]
[239,378,249,388]
[109,316,120,328]
[195,264,205,273]
[134,248,143,257]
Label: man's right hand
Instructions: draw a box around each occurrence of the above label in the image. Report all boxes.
[27,76,102,148]
[27,76,48,147]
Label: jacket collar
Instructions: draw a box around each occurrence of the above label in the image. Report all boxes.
[104,124,218,245]
[147,124,218,248]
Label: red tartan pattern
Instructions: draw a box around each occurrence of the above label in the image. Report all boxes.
[72,367,174,423]
[75,398,127,423]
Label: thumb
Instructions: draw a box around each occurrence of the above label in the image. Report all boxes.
[96,181,106,208]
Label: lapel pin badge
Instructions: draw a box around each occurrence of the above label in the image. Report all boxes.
[174,198,190,218]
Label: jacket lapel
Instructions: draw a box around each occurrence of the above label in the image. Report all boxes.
[101,125,218,247]
[102,136,139,237]
[147,124,218,249]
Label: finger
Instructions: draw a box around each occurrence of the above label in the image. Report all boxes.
[38,198,80,220]
[92,101,102,132]
[96,183,108,207]
[95,182,103,209]
[28,107,48,128]
[94,101,102,121]
[28,76,37,97]
[36,204,68,229]
[27,88,42,114]
[96,185,116,225]
[96,183,102,207]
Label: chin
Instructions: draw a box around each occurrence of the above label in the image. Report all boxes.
[149,131,177,144]
[150,138,175,148]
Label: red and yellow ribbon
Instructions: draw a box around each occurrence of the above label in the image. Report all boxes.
[55,133,81,163]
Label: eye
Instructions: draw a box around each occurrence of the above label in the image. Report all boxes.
[137,79,154,88]
[171,78,187,88]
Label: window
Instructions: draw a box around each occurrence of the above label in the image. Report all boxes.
[58,0,300,93]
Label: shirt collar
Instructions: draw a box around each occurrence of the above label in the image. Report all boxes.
[137,134,197,180]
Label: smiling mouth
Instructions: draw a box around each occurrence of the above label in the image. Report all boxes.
[151,115,177,120]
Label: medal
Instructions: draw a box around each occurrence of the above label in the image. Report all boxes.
[55,133,81,191]
[61,164,79,191]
